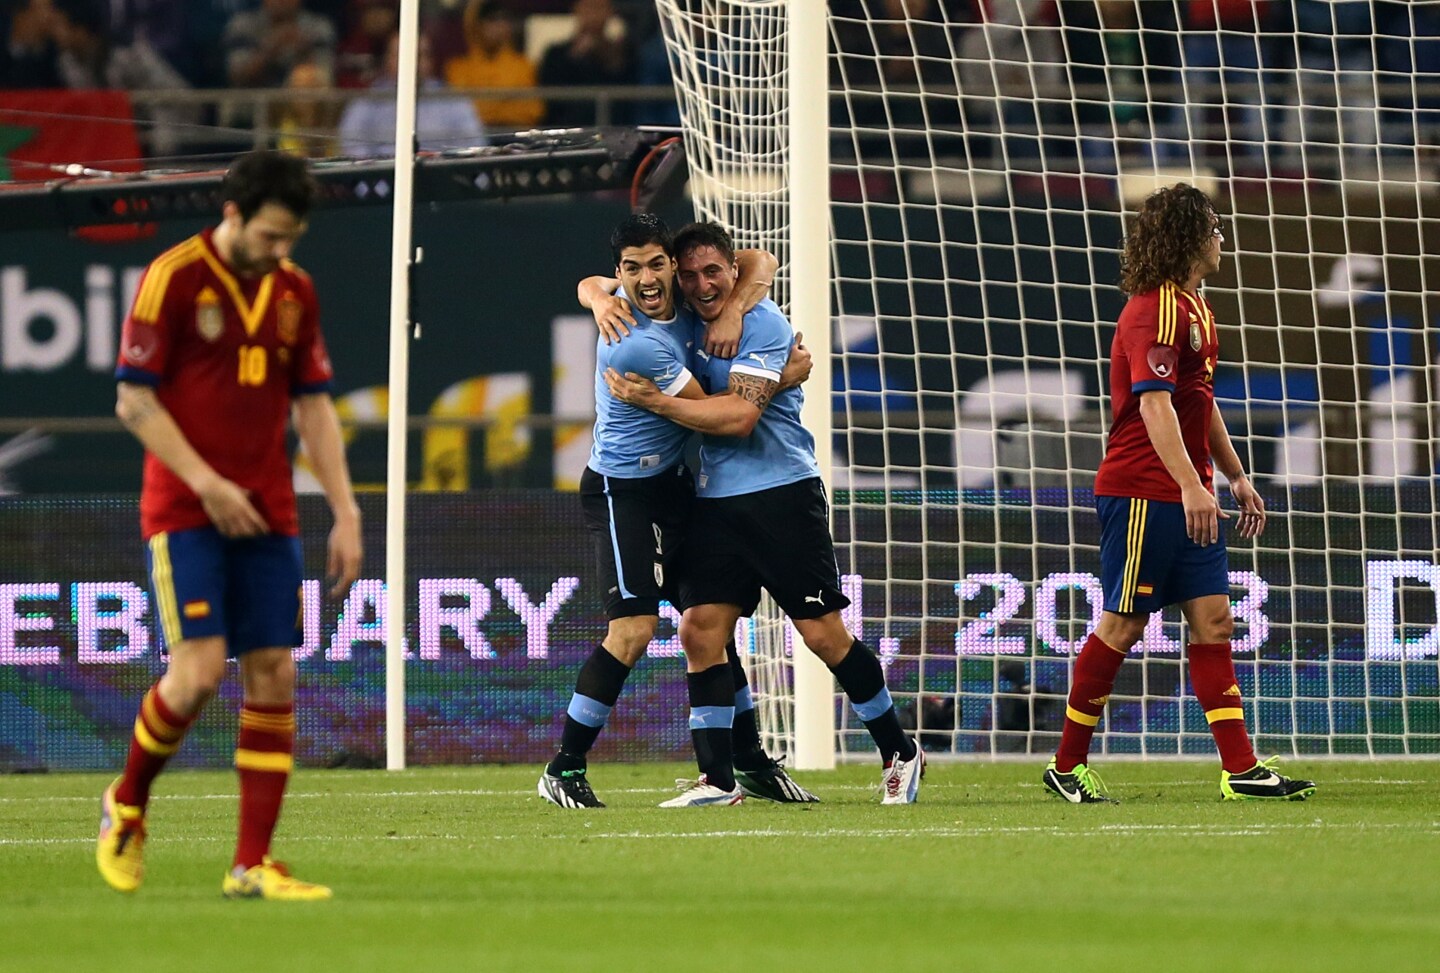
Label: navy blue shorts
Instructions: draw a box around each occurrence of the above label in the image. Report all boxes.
[1095,496,1229,614]
[678,478,851,620]
[145,526,303,656]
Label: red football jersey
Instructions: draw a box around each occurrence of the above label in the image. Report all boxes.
[1093,281,1219,502]
[116,229,333,538]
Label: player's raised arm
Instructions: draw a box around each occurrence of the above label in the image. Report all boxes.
[703,248,777,359]
[292,393,362,597]
[578,275,635,344]
[115,382,268,538]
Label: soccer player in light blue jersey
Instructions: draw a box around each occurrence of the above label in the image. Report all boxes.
[538,214,812,809]
[606,221,925,805]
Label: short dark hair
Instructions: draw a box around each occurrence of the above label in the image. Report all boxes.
[673,221,736,265]
[1119,183,1219,296]
[610,212,672,264]
[221,150,317,222]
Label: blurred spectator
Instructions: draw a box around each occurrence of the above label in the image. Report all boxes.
[537,0,631,127]
[959,0,1064,161]
[226,0,337,88]
[629,9,677,127]
[184,0,251,87]
[1,0,63,87]
[337,29,486,157]
[105,1,195,86]
[335,0,395,88]
[444,0,543,129]
[424,0,467,69]
[272,59,338,158]
[1180,0,1286,164]
[51,0,196,157]
[1062,0,1149,166]
[831,0,969,160]
[1273,0,1379,172]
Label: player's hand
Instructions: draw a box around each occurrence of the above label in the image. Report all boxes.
[326,512,363,599]
[705,304,743,359]
[1181,481,1227,547]
[603,368,661,408]
[779,331,812,389]
[1230,474,1267,539]
[197,476,269,538]
[593,293,636,344]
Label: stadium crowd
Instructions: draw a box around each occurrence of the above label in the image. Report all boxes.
[2,1,1440,167]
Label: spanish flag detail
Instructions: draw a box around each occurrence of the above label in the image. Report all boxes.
[1135,583,1154,596]
[183,600,211,619]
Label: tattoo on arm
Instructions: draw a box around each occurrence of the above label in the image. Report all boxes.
[730,372,778,413]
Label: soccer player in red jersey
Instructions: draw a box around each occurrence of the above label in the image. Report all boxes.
[97,151,362,899]
[1042,184,1316,804]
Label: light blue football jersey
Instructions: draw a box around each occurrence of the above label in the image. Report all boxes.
[689,298,819,497]
[587,291,697,477]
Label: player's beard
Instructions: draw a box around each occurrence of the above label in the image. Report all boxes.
[232,238,279,277]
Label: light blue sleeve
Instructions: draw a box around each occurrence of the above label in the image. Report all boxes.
[730,305,792,381]
[609,332,688,389]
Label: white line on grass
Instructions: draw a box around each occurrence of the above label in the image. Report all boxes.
[5,820,1439,848]
[1,777,1430,804]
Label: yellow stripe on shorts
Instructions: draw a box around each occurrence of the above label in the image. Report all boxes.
[148,533,183,647]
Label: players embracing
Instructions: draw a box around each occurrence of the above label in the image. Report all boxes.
[605,221,926,805]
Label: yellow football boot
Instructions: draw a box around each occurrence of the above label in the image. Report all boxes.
[223,857,332,901]
[96,778,146,893]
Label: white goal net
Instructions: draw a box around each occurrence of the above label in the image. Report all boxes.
[657,0,1440,760]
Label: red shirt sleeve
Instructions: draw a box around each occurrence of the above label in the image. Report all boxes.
[115,261,186,385]
[1123,290,1180,394]
[292,276,334,394]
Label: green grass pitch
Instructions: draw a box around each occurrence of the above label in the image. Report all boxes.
[4,760,1439,973]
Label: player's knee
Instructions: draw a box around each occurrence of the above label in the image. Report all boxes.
[1095,613,1146,651]
[241,648,298,703]
[162,660,225,713]
[795,615,852,664]
[604,615,657,662]
[1193,611,1234,644]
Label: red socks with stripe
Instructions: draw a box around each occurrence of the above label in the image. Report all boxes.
[1188,642,1257,773]
[234,702,296,870]
[115,684,196,808]
[1055,633,1128,773]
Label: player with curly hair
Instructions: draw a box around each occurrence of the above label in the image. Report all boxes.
[1043,184,1316,804]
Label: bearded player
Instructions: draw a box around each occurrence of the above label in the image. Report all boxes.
[98,151,362,897]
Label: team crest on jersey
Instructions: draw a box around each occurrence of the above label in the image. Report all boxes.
[1189,317,1202,351]
[277,292,303,345]
[195,287,223,342]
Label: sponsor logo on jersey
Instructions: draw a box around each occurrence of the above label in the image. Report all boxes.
[1088,695,1110,707]
[1224,684,1242,696]
[195,287,223,342]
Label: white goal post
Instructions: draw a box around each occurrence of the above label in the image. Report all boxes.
[656,0,1440,762]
